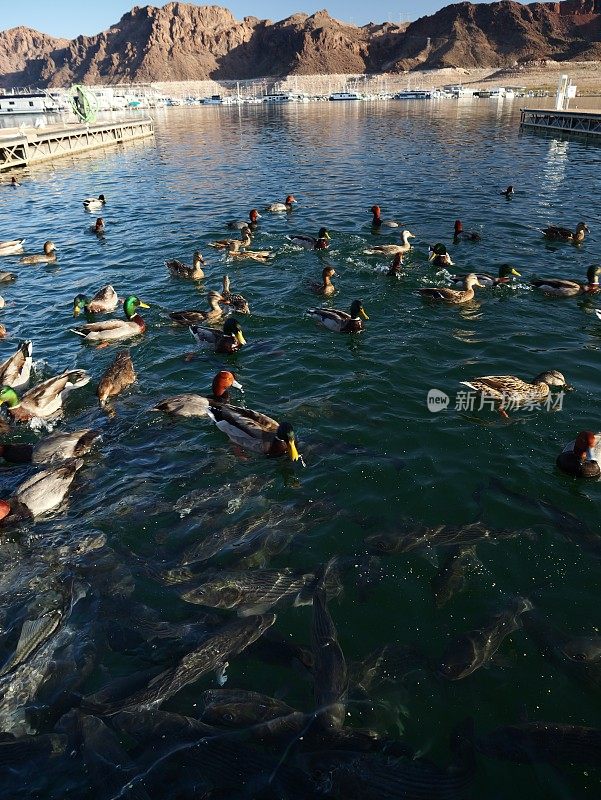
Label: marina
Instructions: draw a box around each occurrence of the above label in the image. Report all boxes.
[0,117,154,171]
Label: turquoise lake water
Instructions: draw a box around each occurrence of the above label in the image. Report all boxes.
[0,100,600,798]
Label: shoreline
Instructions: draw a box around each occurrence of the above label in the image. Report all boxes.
[149,61,601,98]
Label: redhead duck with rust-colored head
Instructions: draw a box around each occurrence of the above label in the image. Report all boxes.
[266,195,297,212]
[454,220,481,242]
[227,209,261,230]
[557,431,601,478]
[369,205,400,229]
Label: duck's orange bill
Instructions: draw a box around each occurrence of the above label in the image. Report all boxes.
[0,500,11,521]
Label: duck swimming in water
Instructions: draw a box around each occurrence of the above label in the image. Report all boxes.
[428,243,454,268]
[166,251,205,280]
[20,241,56,265]
[221,275,249,313]
[369,205,400,228]
[0,240,25,256]
[0,370,90,421]
[450,264,520,288]
[460,370,570,417]
[0,459,85,523]
[265,195,297,212]
[531,265,601,297]
[543,222,589,244]
[419,274,483,304]
[307,300,368,333]
[364,230,414,256]
[170,291,227,326]
[207,406,301,462]
[11,177,20,188]
[227,209,261,230]
[83,194,106,211]
[0,341,32,390]
[210,228,252,252]
[453,220,481,242]
[71,296,150,343]
[0,271,16,283]
[289,228,331,251]
[557,431,601,478]
[73,285,119,316]
[310,266,336,296]
[92,218,105,234]
[0,429,100,465]
[500,185,514,198]
[152,370,243,417]
[189,316,246,354]
[97,350,136,408]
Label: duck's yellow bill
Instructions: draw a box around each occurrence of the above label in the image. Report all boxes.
[73,306,81,317]
[138,301,150,309]
[287,440,300,462]
[360,308,369,320]
[324,232,331,240]
[511,268,521,276]
[235,331,246,345]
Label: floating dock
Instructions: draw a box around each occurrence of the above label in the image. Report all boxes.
[520,108,601,141]
[0,117,154,171]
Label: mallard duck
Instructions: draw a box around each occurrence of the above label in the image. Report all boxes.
[500,185,514,198]
[531,265,601,297]
[453,220,481,242]
[166,251,205,280]
[152,370,243,417]
[227,209,261,230]
[460,370,570,416]
[289,228,330,251]
[364,230,414,256]
[0,429,101,465]
[0,271,16,283]
[70,296,149,343]
[0,240,25,256]
[97,350,136,407]
[557,431,600,478]
[369,205,400,228]
[0,458,84,522]
[307,300,368,333]
[207,405,301,462]
[170,291,227,326]
[419,273,483,304]
[265,195,297,212]
[428,243,454,267]
[83,194,106,211]
[0,341,32,390]
[210,228,252,252]
[451,264,520,288]
[189,316,246,353]
[221,276,249,313]
[0,370,90,421]
[543,222,589,243]
[311,266,336,296]
[92,218,105,234]
[374,253,404,277]
[73,285,119,316]
[20,241,56,265]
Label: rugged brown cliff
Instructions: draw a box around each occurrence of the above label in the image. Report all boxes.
[0,2,600,88]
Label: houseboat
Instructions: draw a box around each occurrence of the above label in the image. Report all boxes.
[329,91,362,101]
[0,91,61,115]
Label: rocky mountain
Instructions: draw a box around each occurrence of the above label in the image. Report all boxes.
[0,1,600,88]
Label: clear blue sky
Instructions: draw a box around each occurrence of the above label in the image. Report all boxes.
[1,0,526,38]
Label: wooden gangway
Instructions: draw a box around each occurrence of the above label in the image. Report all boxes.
[520,108,601,141]
[0,117,154,171]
